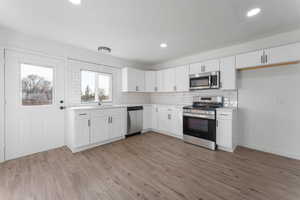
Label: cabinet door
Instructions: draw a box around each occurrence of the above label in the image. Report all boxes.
[203,59,220,72]
[163,68,176,92]
[216,119,232,149]
[110,114,123,139]
[189,62,203,74]
[152,105,158,130]
[236,50,264,69]
[143,105,152,130]
[270,43,300,64]
[74,117,90,148]
[157,107,168,132]
[90,114,109,144]
[145,71,156,92]
[175,65,189,92]
[136,70,145,92]
[220,56,236,90]
[171,108,183,137]
[156,71,164,92]
[122,68,136,92]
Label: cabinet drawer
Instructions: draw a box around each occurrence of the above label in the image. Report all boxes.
[217,112,233,120]
[75,112,90,119]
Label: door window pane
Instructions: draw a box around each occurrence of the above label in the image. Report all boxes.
[81,71,96,103]
[97,73,112,102]
[21,64,53,106]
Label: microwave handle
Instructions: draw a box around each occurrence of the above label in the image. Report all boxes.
[209,75,212,88]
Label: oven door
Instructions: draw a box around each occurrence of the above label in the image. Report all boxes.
[189,74,211,90]
[183,115,216,142]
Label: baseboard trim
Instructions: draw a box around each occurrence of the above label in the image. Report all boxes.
[239,143,300,160]
[68,136,125,153]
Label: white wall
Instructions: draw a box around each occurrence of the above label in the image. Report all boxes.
[0,27,150,161]
[0,48,4,162]
[237,64,300,159]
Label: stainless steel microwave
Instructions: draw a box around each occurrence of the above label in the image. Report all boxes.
[189,71,220,90]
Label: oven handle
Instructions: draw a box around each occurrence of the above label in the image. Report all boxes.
[183,113,215,120]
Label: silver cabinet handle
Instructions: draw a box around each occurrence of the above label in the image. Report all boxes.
[79,113,87,116]
[88,119,91,127]
[216,120,218,127]
[261,55,263,64]
[174,86,177,91]
[111,116,113,124]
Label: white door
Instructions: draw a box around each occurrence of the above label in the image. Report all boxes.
[189,62,203,74]
[163,68,175,92]
[175,65,189,92]
[203,59,220,72]
[90,113,109,144]
[216,119,232,149]
[145,71,156,92]
[136,70,145,92]
[74,115,90,148]
[220,56,236,90]
[269,42,300,64]
[143,105,152,130]
[110,114,123,139]
[5,50,65,160]
[156,71,164,92]
[236,50,263,69]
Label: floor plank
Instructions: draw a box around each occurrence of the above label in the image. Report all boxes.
[1,132,300,200]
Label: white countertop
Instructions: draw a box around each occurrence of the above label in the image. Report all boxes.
[67,104,237,111]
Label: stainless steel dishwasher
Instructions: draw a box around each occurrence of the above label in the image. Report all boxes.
[127,106,143,137]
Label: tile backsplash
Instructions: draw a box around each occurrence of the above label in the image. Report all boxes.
[150,90,238,107]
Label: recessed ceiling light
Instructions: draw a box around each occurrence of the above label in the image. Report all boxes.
[160,43,168,48]
[69,0,81,5]
[247,8,261,17]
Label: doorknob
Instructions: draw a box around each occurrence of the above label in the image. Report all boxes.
[60,106,66,110]
[60,100,64,104]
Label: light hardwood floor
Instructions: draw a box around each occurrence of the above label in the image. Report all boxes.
[1,132,300,200]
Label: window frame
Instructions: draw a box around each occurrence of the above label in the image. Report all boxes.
[20,63,55,107]
[80,69,113,105]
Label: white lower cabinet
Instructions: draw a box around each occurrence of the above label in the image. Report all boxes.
[74,113,90,148]
[151,105,183,138]
[66,108,126,153]
[143,105,152,130]
[90,112,109,144]
[216,108,237,152]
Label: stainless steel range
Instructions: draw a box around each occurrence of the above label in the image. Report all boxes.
[183,96,223,150]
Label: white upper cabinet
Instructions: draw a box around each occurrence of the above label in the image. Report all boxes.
[189,59,219,74]
[122,67,145,92]
[145,71,157,92]
[236,49,270,69]
[175,65,189,92]
[156,70,164,92]
[163,68,176,92]
[189,62,203,74]
[220,56,236,90]
[269,42,300,64]
[203,59,220,72]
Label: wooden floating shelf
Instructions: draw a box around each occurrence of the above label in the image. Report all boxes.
[238,61,300,71]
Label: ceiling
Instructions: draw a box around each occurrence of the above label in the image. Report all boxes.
[0,0,300,65]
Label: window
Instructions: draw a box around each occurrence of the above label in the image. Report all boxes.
[21,64,54,106]
[81,70,112,103]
